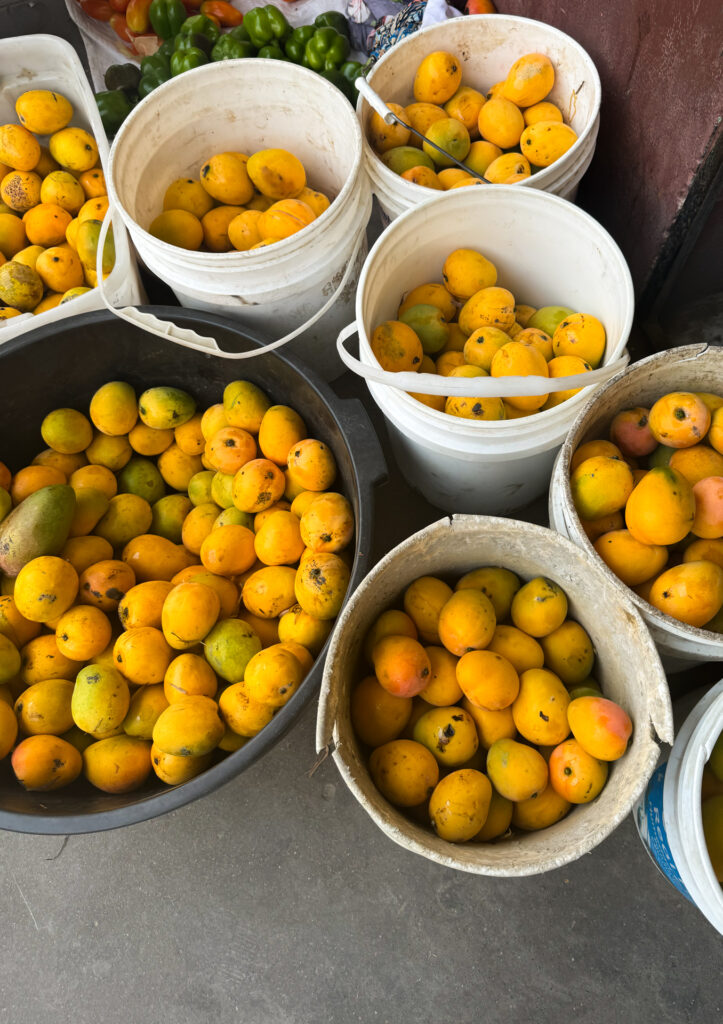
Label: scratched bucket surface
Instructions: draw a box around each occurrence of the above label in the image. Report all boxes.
[317,515,673,876]
[359,14,601,221]
[107,60,372,379]
[351,186,633,515]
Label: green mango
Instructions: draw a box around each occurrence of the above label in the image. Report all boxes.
[151,494,193,544]
[138,386,196,430]
[71,664,130,739]
[76,218,115,276]
[204,619,261,683]
[648,444,674,469]
[211,471,235,509]
[188,470,215,506]
[0,487,10,523]
[381,146,435,175]
[118,456,166,505]
[567,686,603,701]
[214,507,253,530]
[0,484,76,577]
[527,305,575,338]
[399,303,449,355]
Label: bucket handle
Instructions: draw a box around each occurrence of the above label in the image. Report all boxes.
[337,322,630,397]
[96,202,368,359]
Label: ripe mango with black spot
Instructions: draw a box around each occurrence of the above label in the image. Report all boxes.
[0,260,43,311]
[71,663,130,739]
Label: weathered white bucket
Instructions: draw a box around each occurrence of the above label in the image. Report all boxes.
[635,680,723,934]
[548,343,723,671]
[106,60,372,379]
[317,515,673,876]
[0,34,142,344]
[359,14,601,221]
[337,186,633,514]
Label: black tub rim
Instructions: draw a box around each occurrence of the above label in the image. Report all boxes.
[0,306,386,834]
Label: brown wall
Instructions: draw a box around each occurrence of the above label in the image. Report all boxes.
[501,0,722,297]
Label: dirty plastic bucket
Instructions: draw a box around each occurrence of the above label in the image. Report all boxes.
[0,307,386,834]
[107,60,372,380]
[359,15,601,221]
[317,514,673,876]
[0,35,142,344]
[548,343,723,671]
[337,186,633,514]
[635,680,723,934]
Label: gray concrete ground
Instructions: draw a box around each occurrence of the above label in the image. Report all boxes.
[1,403,722,1024]
[1,696,721,1024]
[1,6,723,1021]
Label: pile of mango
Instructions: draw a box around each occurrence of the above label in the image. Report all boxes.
[351,569,633,843]
[149,148,331,253]
[570,391,723,630]
[371,246,606,419]
[703,730,723,886]
[0,90,114,323]
[369,50,577,190]
[0,379,354,794]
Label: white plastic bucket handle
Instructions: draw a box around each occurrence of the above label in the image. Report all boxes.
[337,322,630,397]
[96,202,367,359]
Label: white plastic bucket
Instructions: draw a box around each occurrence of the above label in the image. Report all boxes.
[548,343,723,671]
[0,35,142,344]
[107,60,372,380]
[635,680,723,934]
[338,186,633,515]
[317,514,673,876]
[359,14,601,221]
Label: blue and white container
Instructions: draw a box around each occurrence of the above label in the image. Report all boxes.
[635,680,723,934]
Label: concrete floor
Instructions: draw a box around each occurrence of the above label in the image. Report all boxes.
[1,696,722,1024]
[1,6,723,1020]
[1,406,722,1024]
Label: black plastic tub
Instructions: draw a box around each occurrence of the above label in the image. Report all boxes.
[0,308,386,834]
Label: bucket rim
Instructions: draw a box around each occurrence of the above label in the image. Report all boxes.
[553,342,723,651]
[107,59,365,265]
[359,13,603,203]
[319,513,672,875]
[355,185,634,433]
[664,680,723,927]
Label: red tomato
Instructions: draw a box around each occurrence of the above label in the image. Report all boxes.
[126,0,152,33]
[109,12,136,41]
[80,0,114,20]
[200,0,242,24]
[108,0,130,10]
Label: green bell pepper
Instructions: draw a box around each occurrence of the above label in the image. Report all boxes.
[140,51,170,77]
[257,43,287,61]
[95,89,134,136]
[228,23,252,43]
[138,64,171,98]
[314,11,349,37]
[174,31,214,56]
[322,61,362,103]
[284,26,314,63]
[179,13,221,44]
[211,34,256,61]
[304,27,350,72]
[104,63,142,95]
[340,60,362,91]
[170,47,208,76]
[149,0,186,40]
[244,5,289,49]
[157,38,175,60]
